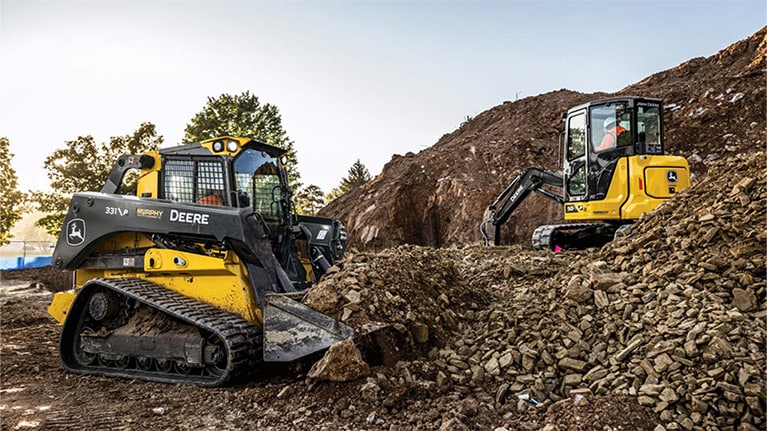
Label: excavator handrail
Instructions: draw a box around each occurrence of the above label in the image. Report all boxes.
[480,167,564,246]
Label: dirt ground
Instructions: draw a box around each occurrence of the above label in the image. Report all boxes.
[1,268,659,431]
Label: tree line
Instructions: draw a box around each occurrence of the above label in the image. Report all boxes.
[0,91,372,243]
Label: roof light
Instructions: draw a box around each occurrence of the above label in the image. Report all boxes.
[212,140,224,152]
[226,139,239,152]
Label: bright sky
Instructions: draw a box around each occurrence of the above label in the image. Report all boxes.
[1,0,764,194]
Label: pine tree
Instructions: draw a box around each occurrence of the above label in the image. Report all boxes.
[327,160,371,201]
[295,184,326,215]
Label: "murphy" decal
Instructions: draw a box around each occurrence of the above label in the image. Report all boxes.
[136,208,164,219]
[169,209,210,225]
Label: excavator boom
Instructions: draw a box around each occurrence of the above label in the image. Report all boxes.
[481,168,563,246]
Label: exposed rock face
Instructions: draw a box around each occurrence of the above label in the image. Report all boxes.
[321,27,766,250]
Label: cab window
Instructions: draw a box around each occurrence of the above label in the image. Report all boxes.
[163,159,226,205]
[637,106,663,154]
[233,149,282,219]
[567,163,586,197]
[590,103,631,152]
[567,113,586,160]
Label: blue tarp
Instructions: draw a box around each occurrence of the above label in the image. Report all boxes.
[0,256,52,271]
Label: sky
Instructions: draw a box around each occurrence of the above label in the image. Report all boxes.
[1,0,764,194]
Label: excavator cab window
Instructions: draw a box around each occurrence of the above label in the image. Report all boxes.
[233,149,284,222]
[565,112,587,198]
[588,102,633,200]
[590,103,632,153]
[637,104,663,154]
[567,113,586,160]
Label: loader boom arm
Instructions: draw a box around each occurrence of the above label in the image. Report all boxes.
[481,167,564,246]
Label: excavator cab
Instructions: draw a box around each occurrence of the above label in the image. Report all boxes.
[482,97,690,249]
[564,98,665,204]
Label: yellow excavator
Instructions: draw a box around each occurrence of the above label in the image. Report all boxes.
[481,96,690,249]
[48,136,351,386]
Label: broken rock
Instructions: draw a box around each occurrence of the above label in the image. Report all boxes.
[308,338,370,382]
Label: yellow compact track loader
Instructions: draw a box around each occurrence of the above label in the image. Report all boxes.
[481,97,690,249]
[48,136,351,386]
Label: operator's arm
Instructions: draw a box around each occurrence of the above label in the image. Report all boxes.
[595,132,616,152]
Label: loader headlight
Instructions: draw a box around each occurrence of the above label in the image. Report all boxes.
[226,139,239,152]
[212,140,224,152]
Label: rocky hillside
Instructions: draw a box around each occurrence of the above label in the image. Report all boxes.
[321,27,765,249]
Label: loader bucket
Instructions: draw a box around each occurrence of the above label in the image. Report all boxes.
[262,293,354,362]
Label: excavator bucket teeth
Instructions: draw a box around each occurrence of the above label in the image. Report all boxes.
[263,293,354,362]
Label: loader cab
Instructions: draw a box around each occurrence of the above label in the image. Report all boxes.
[232,146,290,225]
[158,137,292,229]
[563,97,664,203]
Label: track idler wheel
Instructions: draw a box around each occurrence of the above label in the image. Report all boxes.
[88,291,120,322]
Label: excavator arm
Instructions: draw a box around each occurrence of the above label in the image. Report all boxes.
[480,168,564,246]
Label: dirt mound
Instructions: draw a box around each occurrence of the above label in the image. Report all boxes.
[321,27,766,250]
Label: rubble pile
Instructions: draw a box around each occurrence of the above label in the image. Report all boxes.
[596,151,767,429]
[305,246,468,350]
[302,153,764,430]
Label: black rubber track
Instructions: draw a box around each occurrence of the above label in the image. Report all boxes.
[58,277,261,386]
[532,223,607,250]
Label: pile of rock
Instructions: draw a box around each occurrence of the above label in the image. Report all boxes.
[303,152,764,430]
[596,151,766,430]
[305,245,473,350]
[425,152,765,430]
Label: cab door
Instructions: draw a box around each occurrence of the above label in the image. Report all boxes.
[563,110,588,208]
[587,101,633,201]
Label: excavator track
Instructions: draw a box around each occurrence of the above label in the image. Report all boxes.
[59,277,261,386]
[532,223,614,250]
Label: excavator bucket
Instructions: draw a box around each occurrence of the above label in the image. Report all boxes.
[262,293,354,362]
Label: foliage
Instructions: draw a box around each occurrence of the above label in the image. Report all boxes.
[35,123,163,236]
[184,91,301,188]
[294,184,326,215]
[327,159,372,201]
[0,137,26,245]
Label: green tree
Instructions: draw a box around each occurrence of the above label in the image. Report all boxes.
[184,91,300,188]
[0,137,25,245]
[35,123,163,236]
[327,159,372,201]
[295,184,326,215]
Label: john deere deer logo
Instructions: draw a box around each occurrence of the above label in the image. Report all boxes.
[667,170,678,183]
[66,219,86,246]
